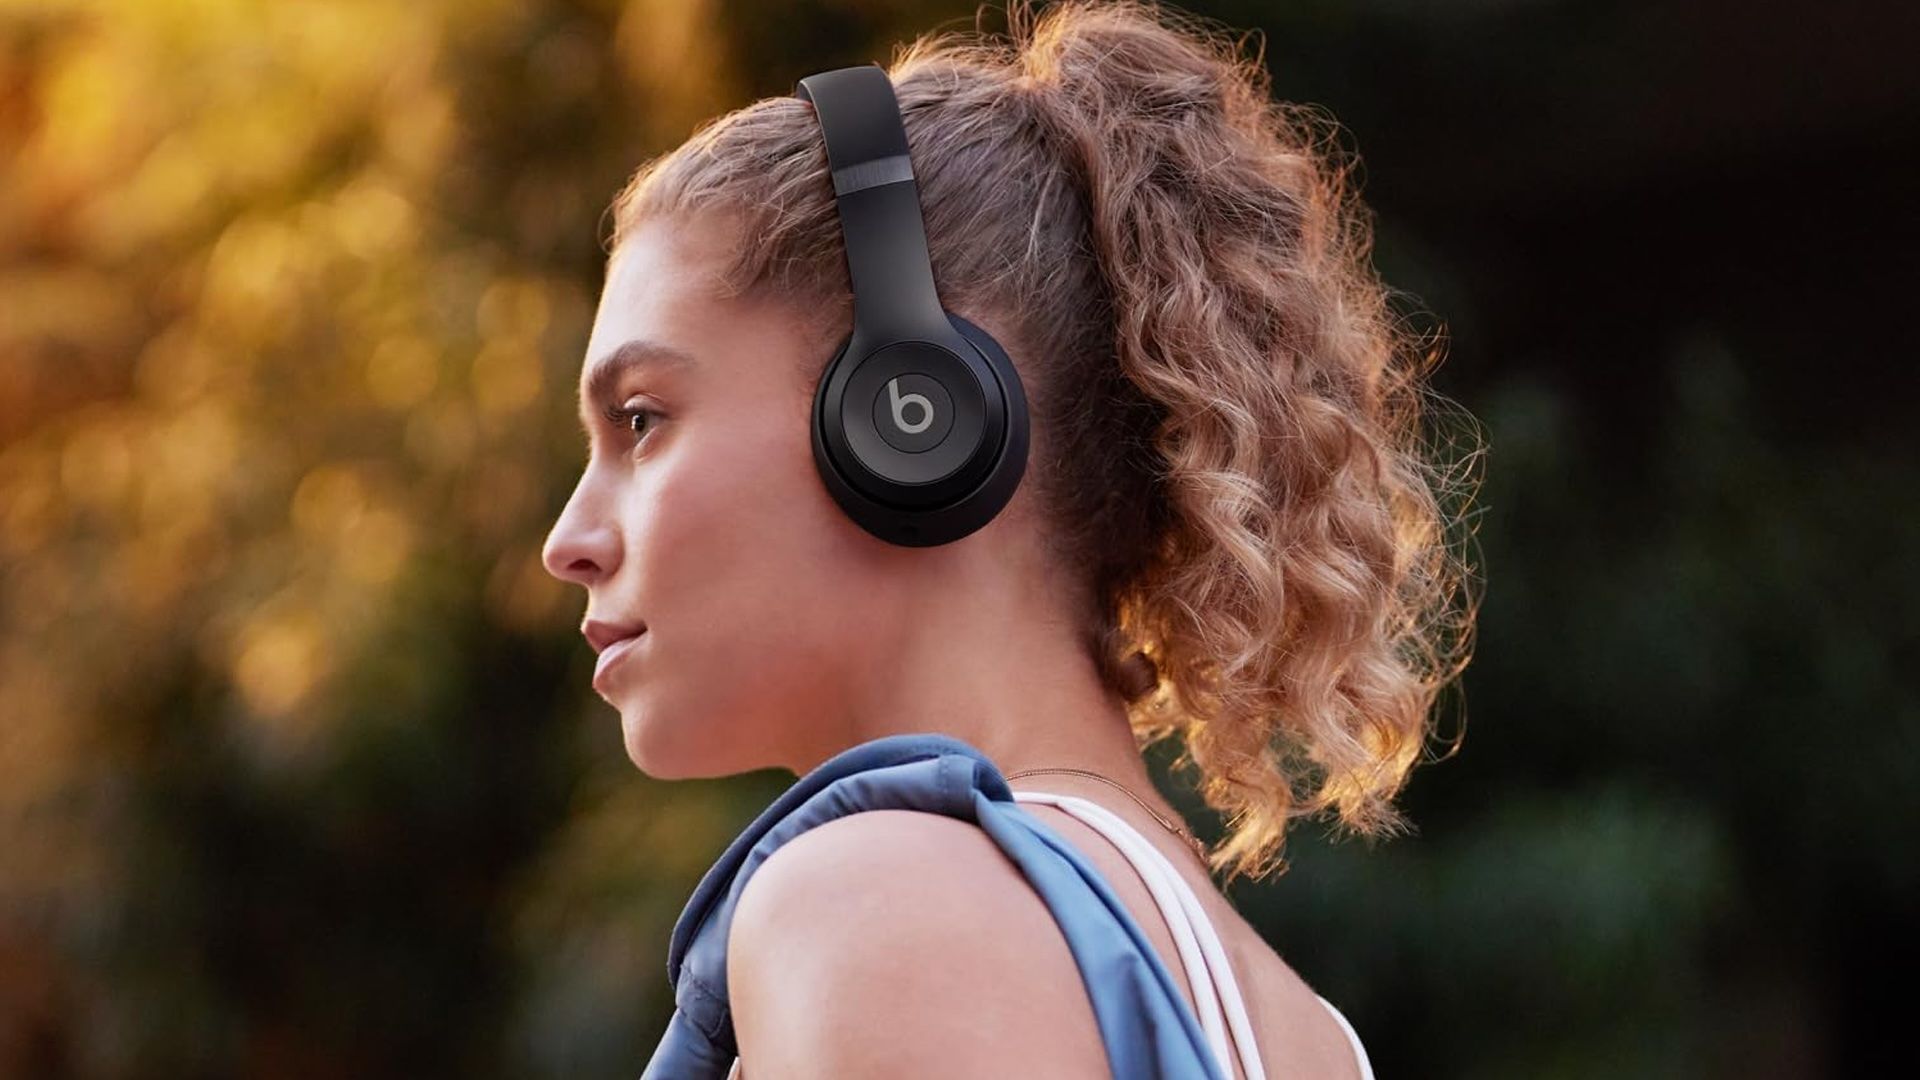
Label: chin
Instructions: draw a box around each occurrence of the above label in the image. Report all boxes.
[618,703,678,779]
[619,699,717,780]
[619,699,788,781]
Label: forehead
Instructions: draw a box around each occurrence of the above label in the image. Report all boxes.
[581,218,734,386]
[577,214,830,412]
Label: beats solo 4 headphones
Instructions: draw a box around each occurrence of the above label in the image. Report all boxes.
[794,64,1030,548]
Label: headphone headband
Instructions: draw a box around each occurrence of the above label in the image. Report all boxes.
[794,65,949,345]
[792,63,1030,548]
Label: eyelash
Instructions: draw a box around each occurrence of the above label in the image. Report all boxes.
[602,402,664,450]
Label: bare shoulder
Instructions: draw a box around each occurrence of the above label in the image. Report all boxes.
[1014,800,1371,1080]
[727,809,1108,1079]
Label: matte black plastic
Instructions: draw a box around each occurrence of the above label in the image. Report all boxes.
[810,312,1029,547]
[794,67,948,344]
[795,64,1032,547]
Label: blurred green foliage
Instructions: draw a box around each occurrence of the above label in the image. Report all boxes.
[0,0,1912,1077]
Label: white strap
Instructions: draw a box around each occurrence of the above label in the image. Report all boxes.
[1015,790,1267,1080]
[729,799,1367,1080]
[725,958,1369,1080]
[1013,791,1229,1068]
[1313,994,1376,1080]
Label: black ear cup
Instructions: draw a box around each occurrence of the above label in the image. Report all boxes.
[794,62,1030,548]
[811,311,1029,547]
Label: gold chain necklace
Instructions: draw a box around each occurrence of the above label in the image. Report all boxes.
[1003,766,1210,868]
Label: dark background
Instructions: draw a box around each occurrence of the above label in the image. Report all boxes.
[1,0,1913,1076]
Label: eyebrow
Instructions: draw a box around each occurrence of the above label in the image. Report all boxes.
[578,339,699,435]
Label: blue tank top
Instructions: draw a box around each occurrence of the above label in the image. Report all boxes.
[638,730,1232,1080]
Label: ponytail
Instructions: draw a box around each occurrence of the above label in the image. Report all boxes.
[611,0,1481,886]
[1016,0,1479,884]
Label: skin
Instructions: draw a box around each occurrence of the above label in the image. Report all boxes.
[541,213,1362,1077]
[540,211,1170,804]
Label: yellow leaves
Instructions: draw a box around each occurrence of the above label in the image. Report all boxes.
[231,607,328,722]
[200,82,325,198]
[0,445,59,557]
[27,19,148,192]
[471,338,544,417]
[291,461,415,585]
[524,22,604,116]
[115,511,222,617]
[2,0,755,931]
[0,0,760,1022]
[403,398,478,471]
[486,540,570,635]
[470,275,558,423]
[613,0,738,143]
[135,323,221,407]
[290,462,368,539]
[339,504,413,587]
[266,0,408,101]
[364,335,440,410]
[459,455,537,543]
[202,212,312,345]
[100,132,219,251]
[56,402,134,513]
[477,275,553,341]
[328,176,421,263]
[376,84,458,185]
[0,640,85,806]
[146,398,239,531]
[0,266,142,355]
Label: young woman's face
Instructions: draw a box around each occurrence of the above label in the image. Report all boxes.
[541,215,898,778]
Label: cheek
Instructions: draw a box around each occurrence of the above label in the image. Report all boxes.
[621,407,883,758]
[634,409,862,647]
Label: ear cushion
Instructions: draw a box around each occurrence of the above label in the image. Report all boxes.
[810,311,1029,547]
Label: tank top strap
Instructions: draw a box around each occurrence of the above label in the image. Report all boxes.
[1313,994,1377,1079]
[1013,790,1267,1080]
[639,731,1233,1080]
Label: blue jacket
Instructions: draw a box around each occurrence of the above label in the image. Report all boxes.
[639,731,1229,1079]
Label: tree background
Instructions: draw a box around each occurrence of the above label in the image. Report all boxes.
[1,0,1913,1076]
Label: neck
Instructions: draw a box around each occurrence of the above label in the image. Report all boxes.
[770,527,1188,829]
[782,554,1158,795]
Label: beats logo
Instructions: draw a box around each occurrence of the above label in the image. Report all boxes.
[871,371,953,453]
[888,377,934,433]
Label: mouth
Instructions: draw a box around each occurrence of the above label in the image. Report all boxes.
[592,628,647,691]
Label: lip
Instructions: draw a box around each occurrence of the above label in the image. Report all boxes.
[583,617,646,653]
[592,629,647,691]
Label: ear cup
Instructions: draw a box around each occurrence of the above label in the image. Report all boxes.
[811,311,1029,547]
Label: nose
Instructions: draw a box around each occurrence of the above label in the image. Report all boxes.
[542,482,621,586]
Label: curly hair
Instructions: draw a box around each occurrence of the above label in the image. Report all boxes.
[607,0,1482,887]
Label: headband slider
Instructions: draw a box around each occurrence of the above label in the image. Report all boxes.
[832,153,915,196]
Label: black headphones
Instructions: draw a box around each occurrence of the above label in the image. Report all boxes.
[794,64,1030,548]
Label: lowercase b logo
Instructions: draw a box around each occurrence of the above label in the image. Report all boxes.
[870,370,952,453]
[887,376,934,434]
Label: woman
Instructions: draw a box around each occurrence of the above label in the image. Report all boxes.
[541,1,1476,1075]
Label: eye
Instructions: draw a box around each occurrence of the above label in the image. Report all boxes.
[602,401,664,451]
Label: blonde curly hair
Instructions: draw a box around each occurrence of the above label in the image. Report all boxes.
[608,0,1482,886]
